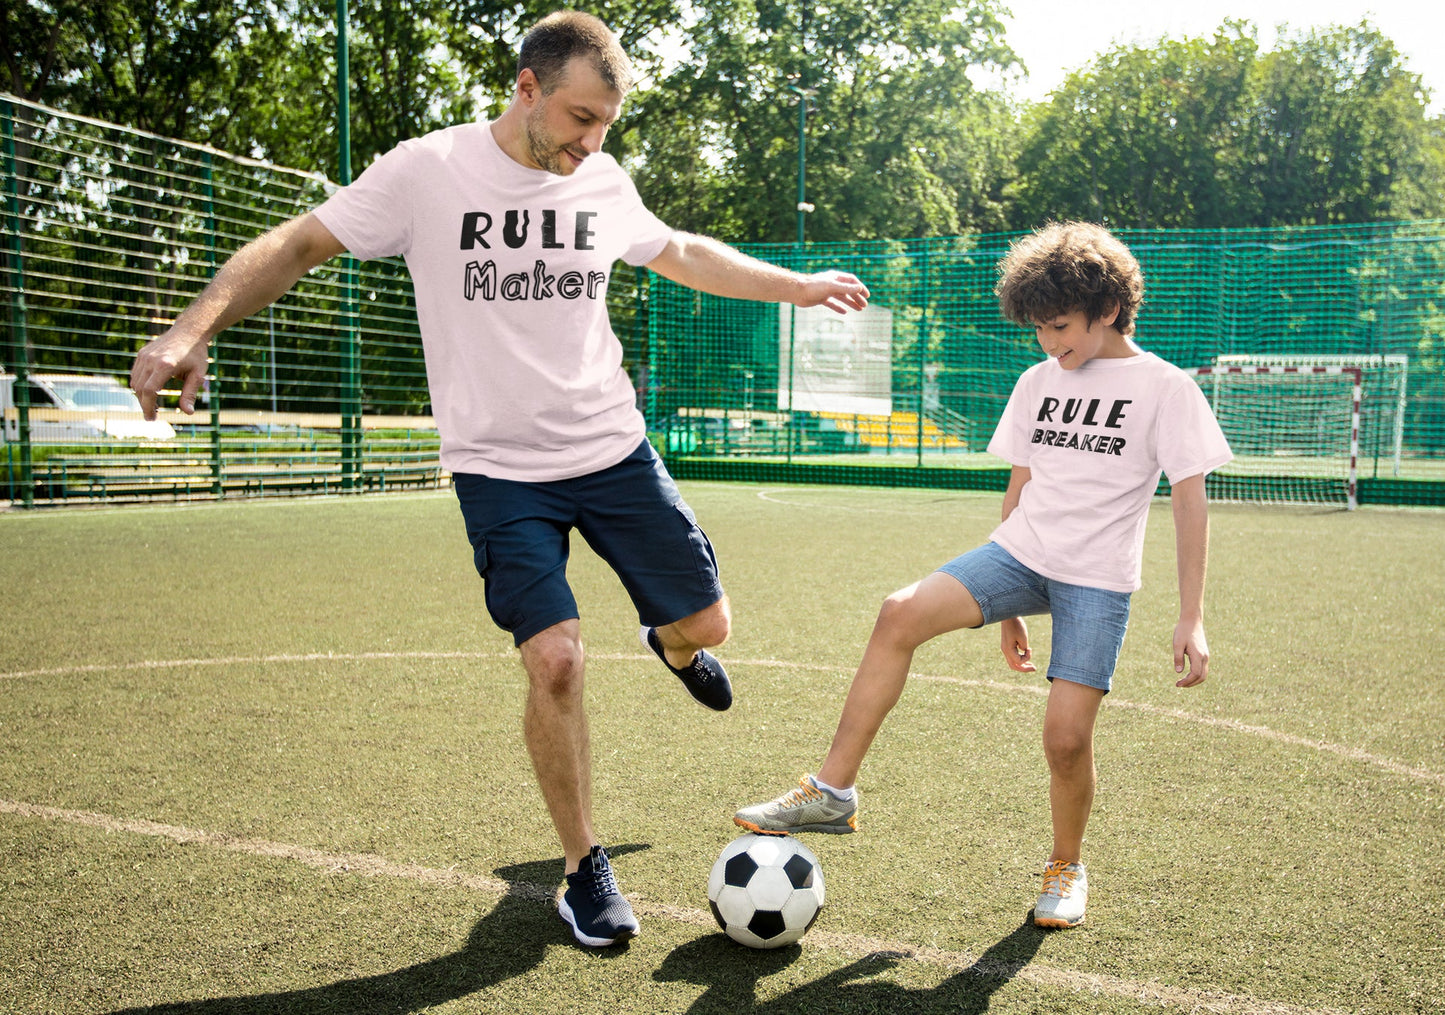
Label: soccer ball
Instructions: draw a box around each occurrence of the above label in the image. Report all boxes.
[707,833,825,948]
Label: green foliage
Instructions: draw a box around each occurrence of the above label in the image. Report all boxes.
[5,0,681,180]
[1010,21,1445,230]
[1242,23,1443,225]
[7,4,1443,232]
[622,0,1019,242]
[1009,23,1258,229]
[4,0,279,144]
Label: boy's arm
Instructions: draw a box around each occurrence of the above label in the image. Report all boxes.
[646,231,870,314]
[1171,472,1211,688]
[999,465,1036,673]
[1001,464,1029,520]
[130,212,346,419]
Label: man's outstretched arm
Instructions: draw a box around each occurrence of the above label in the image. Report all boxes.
[131,212,346,418]
[646,231,870,314]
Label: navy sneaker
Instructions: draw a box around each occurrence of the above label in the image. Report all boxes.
[558,845,640,947]
[640,626,733,711]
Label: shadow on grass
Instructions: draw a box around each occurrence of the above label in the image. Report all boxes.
[104,846,650,1015]
[655,917,1048,1014]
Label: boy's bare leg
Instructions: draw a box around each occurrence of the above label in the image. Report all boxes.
[1041,678,1107,862]
[817,571,985,789]
[518,619,594,874]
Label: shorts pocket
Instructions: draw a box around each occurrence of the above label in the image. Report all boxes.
[675,504,719,579]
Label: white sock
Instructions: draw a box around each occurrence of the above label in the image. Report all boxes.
[809,774,856,801]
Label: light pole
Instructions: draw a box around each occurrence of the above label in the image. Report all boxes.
[782,79,816,463]
[784,81,817,245]
[336,0,361,490]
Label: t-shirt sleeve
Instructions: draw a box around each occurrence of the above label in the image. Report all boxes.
[1157,375,1234,483]
[312,144,415,262]
[986,369,1038,467]
[613,171,672,267]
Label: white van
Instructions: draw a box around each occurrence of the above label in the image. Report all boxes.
[0,372,177,443]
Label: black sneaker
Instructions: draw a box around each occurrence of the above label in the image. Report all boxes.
[640,626,733,711]
[558,845,640,947]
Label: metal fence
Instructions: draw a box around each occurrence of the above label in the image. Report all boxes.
[4,95,1443,508]
[644,228,1445,507]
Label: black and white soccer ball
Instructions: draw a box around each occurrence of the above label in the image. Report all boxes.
[707,833,825,948]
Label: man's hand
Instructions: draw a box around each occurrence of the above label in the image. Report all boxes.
[131,330,209,419]
[796,270,871,314]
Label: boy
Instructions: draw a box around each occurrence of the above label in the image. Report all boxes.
[734,221,1231,928]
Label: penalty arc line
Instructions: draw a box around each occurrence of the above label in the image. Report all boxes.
[904,671,1445,788]
[1,651,1439,789]
[0,798,1346,1015]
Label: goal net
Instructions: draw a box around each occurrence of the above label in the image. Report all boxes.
[1187,365,1360,509]
[1213,354,1407,476]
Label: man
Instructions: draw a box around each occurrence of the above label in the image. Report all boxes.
[130,10,869,948]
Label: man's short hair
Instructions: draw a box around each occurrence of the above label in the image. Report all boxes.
[519,11,634,95]
[995,221,1145,335]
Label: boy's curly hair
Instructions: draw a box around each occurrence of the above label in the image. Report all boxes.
[995,221,1144,335]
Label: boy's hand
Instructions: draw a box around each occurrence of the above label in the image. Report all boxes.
[1000,617,1035,673]
[1173,618,1210,687]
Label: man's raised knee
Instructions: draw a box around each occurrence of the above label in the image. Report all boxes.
[670,599,731,650]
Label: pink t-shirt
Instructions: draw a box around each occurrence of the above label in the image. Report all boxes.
[987,348,1232,592]
[314,122,673,481]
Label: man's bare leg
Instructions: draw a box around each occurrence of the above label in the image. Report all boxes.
[519,619,593,874]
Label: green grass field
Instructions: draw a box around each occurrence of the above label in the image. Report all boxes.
[2,484,1442,1014]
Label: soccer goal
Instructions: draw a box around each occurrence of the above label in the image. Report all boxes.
[1186,364,1361,509]
[1214,354,1408,476]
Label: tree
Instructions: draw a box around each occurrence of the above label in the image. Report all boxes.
[239,0,681,179]
[1009,23,1258,229]
[619,0,1019,243]
[1242,22,1445,226]
[3,0,92,102]
[4,0,682,180]
[1007,20,1445,230]
[6,0,280,144]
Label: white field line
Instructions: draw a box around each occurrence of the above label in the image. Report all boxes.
[902,672,1445,789]
[0,798,1344,1015]
[2,651,1440,789]
[754,487,989,512]
[0,650,513,682]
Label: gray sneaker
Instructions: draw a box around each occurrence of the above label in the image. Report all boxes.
[1033,859,1087,928]
[733,775,858,835]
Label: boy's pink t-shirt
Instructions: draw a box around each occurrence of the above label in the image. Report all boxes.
[987,348,1232,592]
[313,122,673,481]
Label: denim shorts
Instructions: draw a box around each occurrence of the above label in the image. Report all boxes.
[453,440,723,647]
[936,542,1131,692]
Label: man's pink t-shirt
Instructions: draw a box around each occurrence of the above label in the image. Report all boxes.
[314,122,673,481]
[987,348,1233,592]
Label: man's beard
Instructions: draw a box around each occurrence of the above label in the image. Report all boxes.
[525,113,574,175]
